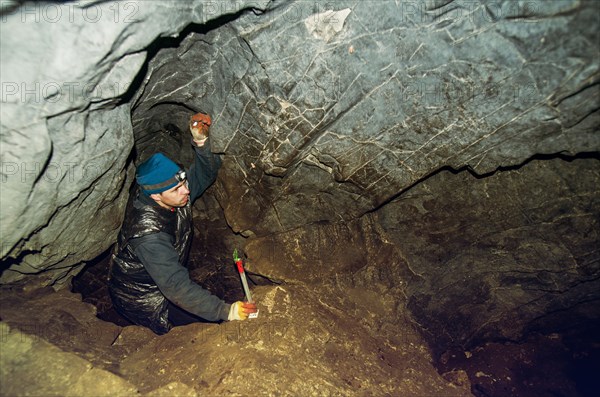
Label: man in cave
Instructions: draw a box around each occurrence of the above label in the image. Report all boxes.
[108,112,257,335]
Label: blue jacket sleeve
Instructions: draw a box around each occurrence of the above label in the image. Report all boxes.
[188,139,222,203]
[131,232,230,322]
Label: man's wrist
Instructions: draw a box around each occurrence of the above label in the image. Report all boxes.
[220,302,232,321]
[192,136,208,147]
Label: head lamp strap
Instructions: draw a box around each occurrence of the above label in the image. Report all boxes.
[141,170,186,191]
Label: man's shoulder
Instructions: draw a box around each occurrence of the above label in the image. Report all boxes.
[123,195,177,240]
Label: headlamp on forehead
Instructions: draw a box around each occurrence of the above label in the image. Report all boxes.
[175,169,186,182]
[140,169,187,193]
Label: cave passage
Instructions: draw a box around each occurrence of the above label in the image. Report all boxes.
[20,20,600,397]
[71,146,600,397]
[1,1,599,396]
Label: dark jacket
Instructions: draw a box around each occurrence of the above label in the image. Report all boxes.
[108,141,228,335]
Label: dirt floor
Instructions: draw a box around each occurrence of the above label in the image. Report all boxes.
[2,269,597,396]
[2,216,597,396]
[0,280,469,396]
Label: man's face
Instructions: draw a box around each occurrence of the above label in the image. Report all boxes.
[151,181,190,209]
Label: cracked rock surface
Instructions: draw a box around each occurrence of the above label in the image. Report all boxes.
[2,0,598,288]
[1,0,599,395]
[0,0,271,285]
[133,0,599,237]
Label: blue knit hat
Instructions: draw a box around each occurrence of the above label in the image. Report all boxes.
[136,153,183,195]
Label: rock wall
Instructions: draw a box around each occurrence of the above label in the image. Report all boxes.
[1,0,598,365]
[244,156,600,354]
[133,0,599,237]
[0,0,270,284]
[128,0,599,353]
[382,156,600,353]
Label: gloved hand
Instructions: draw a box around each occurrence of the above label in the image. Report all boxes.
[189,112,212,146]
[228,301,258,321]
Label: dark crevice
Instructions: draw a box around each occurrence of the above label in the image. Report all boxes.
[246,270,284,286]
[0,248,39,278]
[71,244,132,327]
[366,151,600,216]
[118,6,269,110]
[566,105,600,129]
[551,78,600,107]
[464,151,600,178]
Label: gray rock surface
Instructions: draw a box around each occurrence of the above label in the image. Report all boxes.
[133,0,599,236]
[2,0,597,284]
[0,0,270,284]
[0,1,599,392]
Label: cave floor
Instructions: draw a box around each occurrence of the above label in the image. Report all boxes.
[1,277,595,397]
[436,332,599,397]
[1,280,470,396]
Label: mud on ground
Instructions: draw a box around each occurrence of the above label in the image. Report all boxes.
[0,279,469,396]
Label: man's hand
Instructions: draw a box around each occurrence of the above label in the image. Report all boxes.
[228,301,258,321]
[190,112,211,147]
